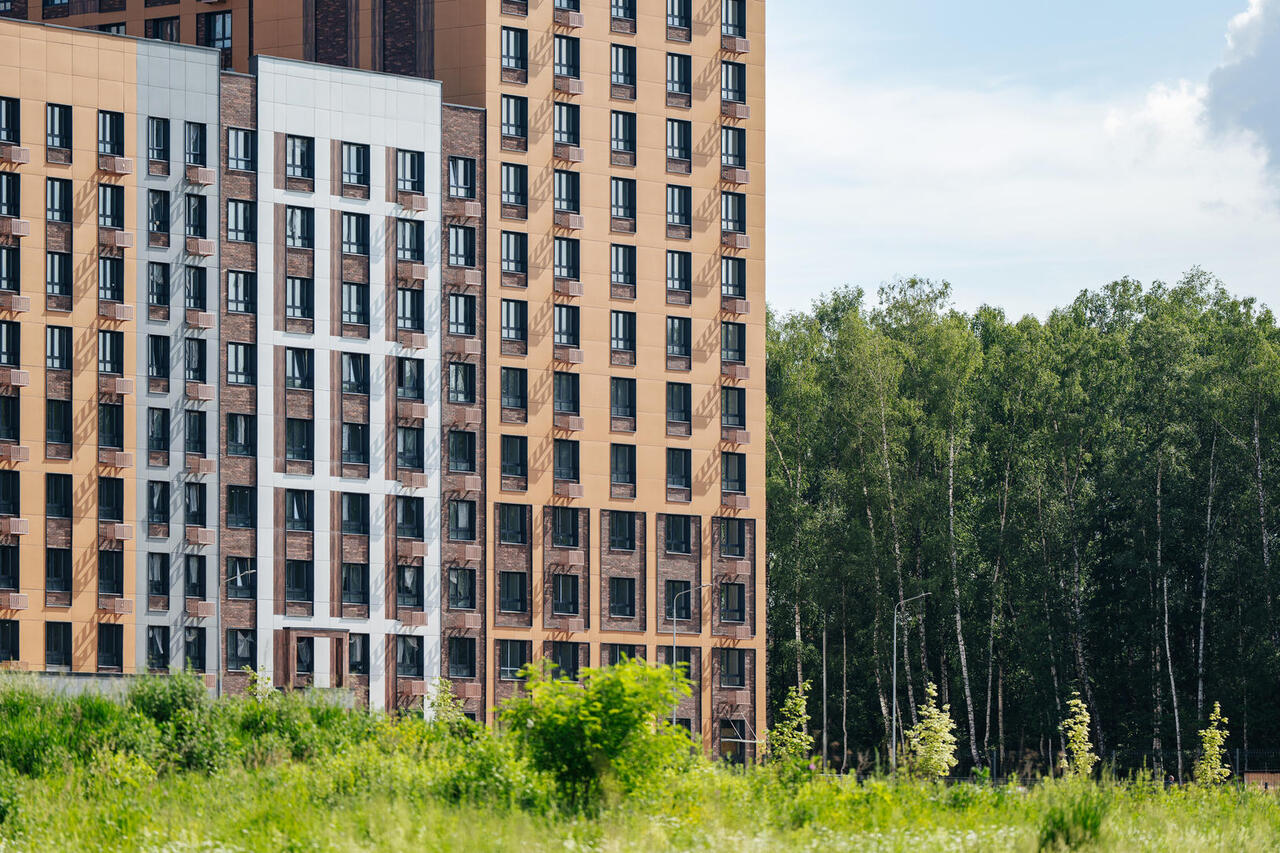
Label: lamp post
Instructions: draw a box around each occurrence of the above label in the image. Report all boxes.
[891,592,930,771]
[670,582,714,726]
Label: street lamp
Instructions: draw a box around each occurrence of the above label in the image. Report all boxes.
[669,582,714,726]
[891,592,930,771]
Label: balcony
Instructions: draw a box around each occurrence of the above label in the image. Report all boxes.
[553,143,585,163]
[186,237,214,256]
[98,227,134,249]
[553,481,584,499]
[553,7,584,27]
[0,444,29,463]
[0,368,29,387]
[0,517,28,536]
[185,308,215,329]
[98,595,134,615]
[185,165,215,185]
[0,217,30,238]
[97,448,134,468]
[186,526,215,547]
[0,291,30,312]
[0,592,28,610]
[553,211,584,231]
[98,301,135,322]
[98,155,134,175]
[0,145,30,165]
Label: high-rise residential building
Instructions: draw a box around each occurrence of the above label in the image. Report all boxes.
[0,0,764,761]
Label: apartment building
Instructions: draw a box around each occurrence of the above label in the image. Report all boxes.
[1,0,765,760]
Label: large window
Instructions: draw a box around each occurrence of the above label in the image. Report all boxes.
[501,163,527,206]
[665,514,692,555]
[667,251,692,293]
[554,372,579,414]
[46,326,70,370]
[449,567,476,610]
[227,270,256,313]
[610,511,636,552]
[667,447,691,489]
[554,170,580,213]
[227,199,256,242]
[97,109,124,155]
[397,219,424,262]
[723,452,747,493]
[611,244,636,286]
[610,311,636,353]
[46,177,71,223]
[501,299,528,342]
[723,386,747,428]
[722,126,747,168]
[498,505,528,545]
[722,321,746,362]
[552,507,579,548]
[667,382,692,423]
[667,316,691,358]
[611,444,636,486]
[98,330,123,374]
[552,574,579,616]
[341,212,370,255]
[147,117,170,162]
[611,44,636,86]
[228,128,256,171]
[341,281,369,325]
[285,276,313,319]
[610,577,636,618]
[46,104,71,150]
[667,185,691,227]
[341,142,370,186]
[448,362,476,404]
[554,237,579,280]
[184,121,207,167]
[284,347,313,389]
[501,26,528,70]
[285,135,314,179]
[554,102,580,145]
[499,639,529,679]
[554,305,580,347]
[667,0,690,28]
[667,53,691,94]
[397,288,424,331]
[285,559,313,602]
[98,183,124,229]
[501,95,528,139]
[397,149,424,193]
[722,61,747,102]
[722,191,747,233]
[722,256,746,298]
[667,119,692,161]
[501,367,527,410]
[449,500,476,541]
[554,34,580,78]
[611,111,636,153]
[501,435,527,478]
[226,342,255,385]
[449,225,476,267]
[611,377,636,419]
[502,232,527,273]
[449,637,477,679]
[722,0,746,36]
[285,206,314,248]
[611,178,636,219]
[449,293,476,336]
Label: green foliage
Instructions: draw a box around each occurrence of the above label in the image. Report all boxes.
[904,682,958,779]
[1194,703,1231,785]
[1037,782,1110,851]
[500,658,693,809]
[1060,692,1098,779]
[766,680,813,764]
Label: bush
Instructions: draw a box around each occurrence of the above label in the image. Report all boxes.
[127,672,207,726]
[1038,782,1110,851]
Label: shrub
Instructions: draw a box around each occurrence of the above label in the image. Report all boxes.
[1038,782,1109,850]
[1059,692,1098,779]
[500,658,692,810]
[1194,702,1231,785]
[127,672,207,727]
[905,682,957,779]
[766,680,813,765]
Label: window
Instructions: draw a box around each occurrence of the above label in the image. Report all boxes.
[342,423,369,465]
[723,452,747,493]
[147,408,169,453]
[336,352,369,395]
[396,149,424,193]
[722,256,746,298]
[46,473,71,519]
[608,644,637,666]
[99,549,124,595]
[285,559,313,602]
[720,648,747,688]
[285,276,313,319]
[667,119,692,161]
[667,185,691,226]
[721,517,746,557]
[501,299,527,342]
[499,639,529,680]
[552,574,580,616]
[501,435,527,478]
[668,382,692,423]
[285,135,314,178]
[226,342,255,385]
[99,256,124,302]
[147,626,170,671]
[227,270,256,313]
[721,582,746,623]
[189,268,210,311]
[284,348,313,389]
[723,0,746,36]
[185,555,207,599]
[1,248,18,292]
[722,321,746,362]
[0,398,14,443]
[501,163,527,206]
[97,624,124,672]
[667,448,691,489]
[147,335,170,379]
[554,102,580,145]
[448,156,476,198]
[397,636,424,678]
[341,281,369,324]
[611,111,636,153]
[611,444,636,486]
[341,142,370,186]
[722,126,747,168]
[552,642,580,681]
[227,199,255,241]
[46,177,71,222]
[449,225,476,266]
[499,571,528,613]
[0,323,15,369]
[184,482,207,527]
[449,500,476,541]
[554,34,580,77]
[554,372,579,414]
[227,629,255,671]
[146,552,170,596]
[0,472,15,516]
[606,247,636,290]
[46,326,70,370]
[285,206,313,248]
[186,194,207,238]
[611,377,636,418]
[0,174,14,222]
[46,549,71,593]
[608,577,637,621]
[502,232,528,273]
[498,505,528,545]
[665,579,692,620]
[98,109,124,155]
[502,27,528,70]
[397,357,424,400]
[226,557,256,599]
[612,0,635,19]
[610,511,636,552]
[285,418,313,461]
[666,514,692,554]
[226,486,255,529]
[449,637,477,679]
[397,288,424,331]
[46,622,72,670]
[147,480,171,526]
[611,311,636,352]
[667,53,692,94]
[285,489,313,531]
[348,634,369,675]
[145,189,170,235]
[449,293,476,336]
[449,430,477,473]
[722,61,747,102]
[0,98,13,145]
[341,212,369,255]
[611,178,636,219]
[552,506,579,548]
[199,10,232,56]
[666,250,692,294]
[46,104,71,150]
[722,191,747,232]
[185,338,207,383]
[611,44,636,86]
[46,400,71,445]
[501,367,527,409]
[98,330,123,374]
[226,413,255,456]
[554,170,580,213]
[501,94,528,139]
[228,128,256,171]
[448,567,476,610]
[554,305,580,347]
[341,493,369,535]
[396,218,424,261]
[449,362,476,404]
[184,121,207,166]
[98,183,124,229]
[298,639,314,675]
[397,564,424,608]
[667,316,691,357]
[667,0,690,28]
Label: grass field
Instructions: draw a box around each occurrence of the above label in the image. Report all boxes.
[1,674,1278,852]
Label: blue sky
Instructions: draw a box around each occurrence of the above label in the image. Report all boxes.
[766,0,1280,318]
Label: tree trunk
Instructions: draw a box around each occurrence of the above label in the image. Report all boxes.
[1157,455,1184,780]
[864,485,891,746]
[1254,408,1273,623]
[877,390,917,723]
[822,615,829,769]
[1037,481,1062,715]
[1197,434,1217,720]
[794,596,804,693]
[949,430,980,763]
[1062,446,1105,753]
[842,622,849,772]
[983,439,1014,752]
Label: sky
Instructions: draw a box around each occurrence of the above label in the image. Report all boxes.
[765,0,1280,318]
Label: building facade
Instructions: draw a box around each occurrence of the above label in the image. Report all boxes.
[0,0,765,760]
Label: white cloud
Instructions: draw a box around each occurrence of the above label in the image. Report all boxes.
[768,5,1280,318]
[1207,0,1280,180]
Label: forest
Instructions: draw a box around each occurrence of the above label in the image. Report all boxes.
[765,269,1280,776]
